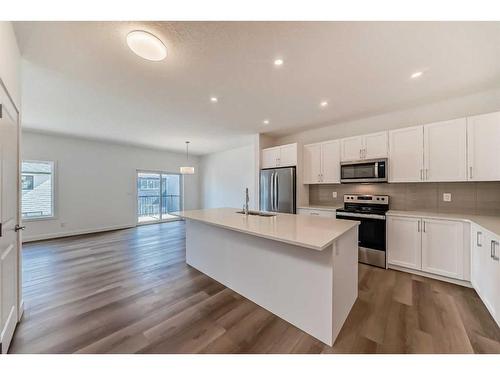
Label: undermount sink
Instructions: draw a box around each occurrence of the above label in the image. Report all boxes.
[236,210,277,217]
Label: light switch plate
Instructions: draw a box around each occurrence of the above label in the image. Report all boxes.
[332,192,337,198]
[443,193,452,202]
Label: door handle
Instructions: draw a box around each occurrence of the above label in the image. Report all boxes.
[425,169,429,180]
[492,240,500,261]
[420,169,423,181]
[477,231,482,247]
[469,166,473,179]
[15,225,26,232]
[423,221,426,233]
[417,221,420,232]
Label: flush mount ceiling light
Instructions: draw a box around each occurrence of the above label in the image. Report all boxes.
[126,30,167,61]
[411,71,424,79]
[320,101,328,107]
[210,96,218,103]
[262,119,270,125]
[180,141,195,175]
[274,58,284,66]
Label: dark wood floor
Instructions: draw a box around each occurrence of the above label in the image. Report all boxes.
[9,221,500,354]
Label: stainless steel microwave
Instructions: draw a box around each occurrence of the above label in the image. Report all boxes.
[340,158,388,183]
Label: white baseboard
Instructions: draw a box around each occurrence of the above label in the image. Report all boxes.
[22,224,136,243]
[388,264,473,288]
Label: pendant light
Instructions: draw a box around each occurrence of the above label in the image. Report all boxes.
[180,141,195,175]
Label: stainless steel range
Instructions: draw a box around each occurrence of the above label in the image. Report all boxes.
[335,194,389,268]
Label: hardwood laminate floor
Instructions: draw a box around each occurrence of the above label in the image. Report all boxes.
[9,221,500,354]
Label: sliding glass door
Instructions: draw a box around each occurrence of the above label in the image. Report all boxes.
[137,171,182,224]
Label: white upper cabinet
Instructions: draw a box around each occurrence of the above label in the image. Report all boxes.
[321,140,341,183]
[279,143,298,167]
[340,136,364,161]
[302,140,340,184]
[340,131,388,161]
[364,131,388,159]
[303,143,322,184]
[421,218,466,280]
[261,147,281,169]
[423,118,467,182]
[261,143,297,169]
[389,125,424,182]
[467,111,500,181]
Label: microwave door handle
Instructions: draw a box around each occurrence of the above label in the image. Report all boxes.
[374,162,379,178]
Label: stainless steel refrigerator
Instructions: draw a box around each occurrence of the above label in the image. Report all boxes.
[259,167,296,214]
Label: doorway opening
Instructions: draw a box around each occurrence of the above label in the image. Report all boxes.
[137,171,182,224]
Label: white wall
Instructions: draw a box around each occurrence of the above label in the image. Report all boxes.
[271,87,500,206]
[200,144,257,210]
[21,131,200,241]
[0,22,21,108]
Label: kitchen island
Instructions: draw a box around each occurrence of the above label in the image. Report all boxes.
[173,208,360,346]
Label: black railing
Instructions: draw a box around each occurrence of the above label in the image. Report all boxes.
[138,195,181,217]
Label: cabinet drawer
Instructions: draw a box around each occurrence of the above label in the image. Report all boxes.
[297,208,336,218]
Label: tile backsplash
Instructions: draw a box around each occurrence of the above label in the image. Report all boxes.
[309,182,500,216]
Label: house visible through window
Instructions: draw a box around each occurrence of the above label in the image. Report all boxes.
[21,161,54,219]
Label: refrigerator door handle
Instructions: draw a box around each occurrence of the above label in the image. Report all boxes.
[275,172,279,211]
[269,172,274,211]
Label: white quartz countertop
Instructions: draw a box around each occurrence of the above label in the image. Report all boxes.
[297,205,342,211]
[387,210,500,238]
[173,208,359,251]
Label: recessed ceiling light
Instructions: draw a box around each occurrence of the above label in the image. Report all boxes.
[126,30,167,61]
[411,71,423,79]
[320,101,328,107]
[210,97,218,103]
[274,59,284,66]
[262,119,270,125]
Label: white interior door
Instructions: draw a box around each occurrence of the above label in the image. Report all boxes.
[388,125,424,182]
[0,91,21,354]
[424,118,467,182]
[321,140,340,184]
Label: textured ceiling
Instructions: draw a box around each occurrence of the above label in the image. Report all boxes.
[14,21,500,154]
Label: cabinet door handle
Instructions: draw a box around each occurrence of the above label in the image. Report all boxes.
[359,149,362,159]
[477,231,482,247]
[417,221,420,232]
[423,221,426,233]
[425,169,429,180]
[492,240,500,261]
[310,212,320,216]
[469,166,473,179]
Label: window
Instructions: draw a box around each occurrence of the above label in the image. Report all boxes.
[137,171,182,223]
[21,161,55,219]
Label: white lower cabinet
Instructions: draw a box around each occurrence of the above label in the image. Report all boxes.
[387,216,422,270]
[421,219,466,280]
[471,225,500,326]
[297,208,336,218]
[387,215,469,281]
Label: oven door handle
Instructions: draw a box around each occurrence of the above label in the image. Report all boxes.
[336,212,386,220]
[374,162,379,178]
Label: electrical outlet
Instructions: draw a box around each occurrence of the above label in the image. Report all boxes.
[443,193,452,202]
[332,192,337,199]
